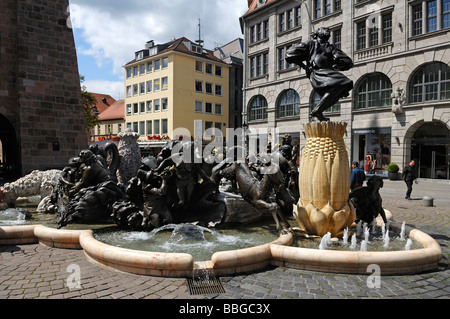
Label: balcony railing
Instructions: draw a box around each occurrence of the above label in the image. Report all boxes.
[355,42,393,61]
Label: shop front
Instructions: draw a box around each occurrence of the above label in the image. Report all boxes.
[352,128,392,174]
[411,122,450,180]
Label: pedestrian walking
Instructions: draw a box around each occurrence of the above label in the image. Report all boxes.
[402,160,416,200]
[350,161,366,190]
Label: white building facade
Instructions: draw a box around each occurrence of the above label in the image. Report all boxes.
[241,0,450,179]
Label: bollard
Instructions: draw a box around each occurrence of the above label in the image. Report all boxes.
[422,196,434,207]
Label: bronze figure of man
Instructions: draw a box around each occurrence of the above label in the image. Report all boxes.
[286,27,354,122]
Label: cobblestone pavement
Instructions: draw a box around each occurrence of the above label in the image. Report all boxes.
[0,180,449,301]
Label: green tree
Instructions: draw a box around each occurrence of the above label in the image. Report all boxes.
[80,75,100,134]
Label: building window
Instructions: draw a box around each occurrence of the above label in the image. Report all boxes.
[205,102,213,114]
[248,95,268,122]
[161,77,168,90]
[147,100,152,113]
[147,61,153,73]
[195,100,203,113]
[278,45,295,71]
[355,73,393,109]
[409,62,450,103]
[126,68,132,78]
[139,121,145,135]
[133,103,138,114]
[264,20,269,38]
[411,0,450,35]
[154,59,160,71]
[126,104,132,115]
[154,99,160,112]
[332,28,342,49]
[133,84,138,96]
[215,84,222,96]
[215,104,222,115]
[276,89,300,118]
[205,63,213,75]
[154,78,160,91]
[428,0,438,32]
[139,82,145,95]
[444,0,450,28]
[133,66,138,77]
[215,65,222,77]
[311,91,340,113]
[295,6,301,27]
[196,60,203,72]
[161,98,168,111]
[140,64,146,75]
[133,122,138,133]
[250,52,269,78]
[412,4,423,36]
[205,82,213,94]
[382,13,392,43]
[162,119,168,135]
[126,86,132,97]
[140,102,145,113]
[195,80,203,93]
[162,57,168,69]
[279,13,285,32]
[315,0,322,19]
[357,21,366,50]
[154,120,160,135]
[146,120,152,135]
[147,80,152,93]
[250,25,255,43]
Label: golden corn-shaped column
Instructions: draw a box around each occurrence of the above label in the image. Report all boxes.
[294,122,355,237]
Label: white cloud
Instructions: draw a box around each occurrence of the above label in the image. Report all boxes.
[70,0,248,76]
[83,80,124,100]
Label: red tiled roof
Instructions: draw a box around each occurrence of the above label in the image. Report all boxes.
[124,37,225,66]
[90,93,117,114]
[99,99,125,121]
[242,0,277,17]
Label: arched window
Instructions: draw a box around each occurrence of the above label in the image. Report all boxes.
[409,62,450,103]
[276,89,300,118]
[248,95,268,122]
[311,91,341,113]
[354,73,392,109]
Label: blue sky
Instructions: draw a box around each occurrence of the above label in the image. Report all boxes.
[69,0,248,100]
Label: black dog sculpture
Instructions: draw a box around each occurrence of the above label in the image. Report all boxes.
[349,175,387,225]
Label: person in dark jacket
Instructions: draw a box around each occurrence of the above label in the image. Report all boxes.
[402,160,416,200]
[350,161,366,190]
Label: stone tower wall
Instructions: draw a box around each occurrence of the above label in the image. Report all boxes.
[0,0,87,176]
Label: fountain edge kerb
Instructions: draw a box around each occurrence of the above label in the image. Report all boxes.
[0,211,444,277]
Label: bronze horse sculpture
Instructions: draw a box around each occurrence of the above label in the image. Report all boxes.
[217,161,291,232]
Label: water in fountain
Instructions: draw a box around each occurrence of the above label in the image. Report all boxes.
[342,228,349,245]
[360,240,367,251]
[400,221,406,241]
[350,233,357,250]
[364,226,370,243]
[0,208,31,226]
[383,231,390,249]
[371,217,377,234]
[95,222,279,261]
[404,238,413,251]
[356,220,362,237]
[319,232,332,250]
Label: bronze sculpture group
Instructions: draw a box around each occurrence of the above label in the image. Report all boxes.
[44,27,386,234]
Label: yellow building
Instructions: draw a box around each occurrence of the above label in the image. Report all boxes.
[124,37,229,156]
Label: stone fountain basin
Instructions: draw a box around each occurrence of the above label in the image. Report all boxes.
[0,210,443,277]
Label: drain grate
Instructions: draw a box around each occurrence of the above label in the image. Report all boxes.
[187,276,226,295]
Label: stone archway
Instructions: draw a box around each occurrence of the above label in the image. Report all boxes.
[406,120,450,180]
[0,114,20,180]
